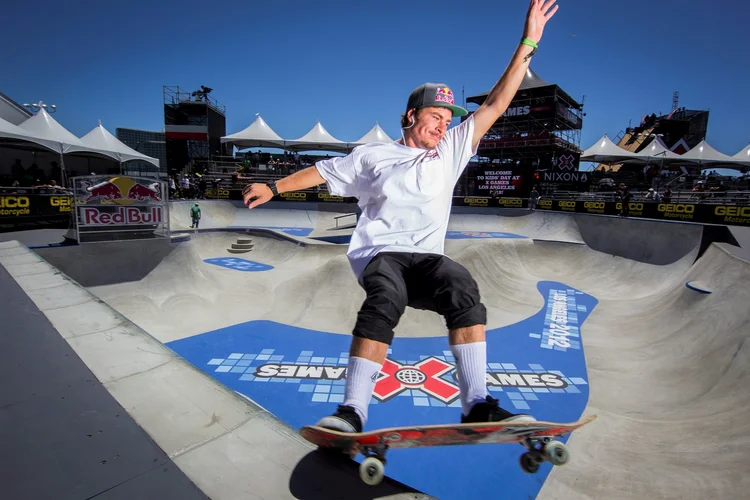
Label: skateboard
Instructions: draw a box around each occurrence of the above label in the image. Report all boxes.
[300,414,597,486]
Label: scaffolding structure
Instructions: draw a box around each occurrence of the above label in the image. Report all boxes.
[163,85,227,177]
[459,69,585,196]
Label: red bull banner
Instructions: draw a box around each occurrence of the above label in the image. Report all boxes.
[72,175,170,243]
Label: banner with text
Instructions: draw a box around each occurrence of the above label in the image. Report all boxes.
[534,199,750,226]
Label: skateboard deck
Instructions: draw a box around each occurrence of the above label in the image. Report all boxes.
[300,414,597,485]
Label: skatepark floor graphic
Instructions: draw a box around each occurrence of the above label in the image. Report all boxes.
[4,207,750,499]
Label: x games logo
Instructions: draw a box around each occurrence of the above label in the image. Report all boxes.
[375,357,459,403]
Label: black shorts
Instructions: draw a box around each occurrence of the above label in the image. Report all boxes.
[353,252,486,344]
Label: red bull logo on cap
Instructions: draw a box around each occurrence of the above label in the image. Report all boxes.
[435,86,455,105]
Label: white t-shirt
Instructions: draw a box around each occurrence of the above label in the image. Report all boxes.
[315,116,478,281]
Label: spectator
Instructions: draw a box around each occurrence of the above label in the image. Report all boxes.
[528,186,540,211]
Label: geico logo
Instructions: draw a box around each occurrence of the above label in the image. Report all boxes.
[0,196,30,208]
[583,202,605,209]
[558,201,576,208]
[217,189,230,196]
[464,197,488,205]
[282,192,306,199]
[629,203,643,210]
[50,196,72,206]
[319,194,343,200]
[540,200,552,207]
[716,206,750,217]
[658,203,694,214]
[499,199,522,205]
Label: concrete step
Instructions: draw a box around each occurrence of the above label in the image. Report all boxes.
[231,243,254,250]
[227,248,252,254]
[236,238,253,244]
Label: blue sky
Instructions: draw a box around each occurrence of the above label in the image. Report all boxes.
[2,0,749,156]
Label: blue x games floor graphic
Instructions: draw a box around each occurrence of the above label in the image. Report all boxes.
[167,281,598,500]
[203,257,274,272]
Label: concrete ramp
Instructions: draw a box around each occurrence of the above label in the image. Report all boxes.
[77,225,749,498]
[575,215,704,265]
[7,208,750,499]
[539,242,750,500]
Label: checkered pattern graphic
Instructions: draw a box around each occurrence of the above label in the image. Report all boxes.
[206,349,587,411]
[204,257,273,272]
[528,288,584,352]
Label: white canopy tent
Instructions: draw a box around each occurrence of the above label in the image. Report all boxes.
[624,136,683,162]
[353,124,395,145]
[678,140,743,167]
[18,108,106,156]
[77,121,160,167]
[220,115,285,149]
[0,116,59,152]
[283,122,352,153]
[580,134,641,163]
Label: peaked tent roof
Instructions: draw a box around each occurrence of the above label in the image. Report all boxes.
[679,140,739,165]
[732,144,750,166]
[17,108,112,158]
[624,136,683,162]
[354,124,395,145]
[221,115,285,149]
[580,135,641,163]
[284,122,351,153]
[0,115,59,152]
[75,122,160,167]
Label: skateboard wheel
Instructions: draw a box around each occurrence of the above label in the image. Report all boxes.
[520,452,540,474]
[360,457,385,486]
[544,441,569,466]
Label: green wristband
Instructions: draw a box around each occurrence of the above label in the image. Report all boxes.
[521,37,538,49]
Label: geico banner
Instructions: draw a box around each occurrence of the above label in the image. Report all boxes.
[0,194,73,219]
[531,199,750,226]
[221,189,356,204]
[452,197,529,209]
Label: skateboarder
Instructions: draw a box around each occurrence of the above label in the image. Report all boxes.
[190,203,201,229]
[242,0,559,433]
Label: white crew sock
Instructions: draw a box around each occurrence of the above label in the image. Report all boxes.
[450,341,489,416]
[342,356,382,426]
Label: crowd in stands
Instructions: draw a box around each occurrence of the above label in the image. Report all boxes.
[1,158,72,194]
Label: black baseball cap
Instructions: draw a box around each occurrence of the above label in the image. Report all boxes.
[406,83,468,117]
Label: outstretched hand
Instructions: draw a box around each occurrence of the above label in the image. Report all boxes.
[242,183,273,209]
[524,0,559,44]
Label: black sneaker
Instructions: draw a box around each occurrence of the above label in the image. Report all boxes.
[461,396,536,424]
[316,405,363,433]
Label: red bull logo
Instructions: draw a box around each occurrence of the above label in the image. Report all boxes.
[81,181,123,203]
[435,86,455,105]
[78,177,163,204]
[127,182,161,202]
[80,206,163,226]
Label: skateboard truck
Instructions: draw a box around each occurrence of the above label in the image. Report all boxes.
[519,436,570,473]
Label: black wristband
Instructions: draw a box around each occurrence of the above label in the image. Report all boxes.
[268,181,278,196]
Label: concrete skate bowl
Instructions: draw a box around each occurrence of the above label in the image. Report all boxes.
[19,212,750,499]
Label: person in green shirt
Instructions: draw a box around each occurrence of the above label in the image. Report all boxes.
[190,203,201,229]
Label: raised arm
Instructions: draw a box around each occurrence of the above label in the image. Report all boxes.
[242,166,325,209]
[471,0,559,151]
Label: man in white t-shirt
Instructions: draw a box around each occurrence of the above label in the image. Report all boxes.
[243,0,559,433]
